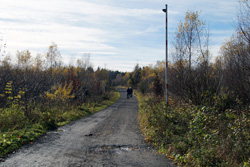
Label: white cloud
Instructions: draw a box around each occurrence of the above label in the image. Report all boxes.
[134,26,161,35]
[0,0,240,71]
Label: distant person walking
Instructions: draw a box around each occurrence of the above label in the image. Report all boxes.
[127,87,130,99]
[127,87,133,99]
[129,87,133,98]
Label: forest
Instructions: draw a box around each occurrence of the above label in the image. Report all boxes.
[1,1,250,166]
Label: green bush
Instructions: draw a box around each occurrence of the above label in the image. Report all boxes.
[138,94,250,167]
[0,104,27,132]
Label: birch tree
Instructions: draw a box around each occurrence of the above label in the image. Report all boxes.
[171,10,211,104]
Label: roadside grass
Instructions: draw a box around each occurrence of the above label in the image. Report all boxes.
[91,89,120,113]
[136,90,250,167]
[0,88,120,158]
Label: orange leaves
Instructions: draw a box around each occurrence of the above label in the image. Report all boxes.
[168,96,175,106]
[168,156,174,160]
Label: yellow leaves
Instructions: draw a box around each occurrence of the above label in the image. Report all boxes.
[18,90,25,95]
[45,82,75,102]
[168,96,175,106]
[148,72,156,78]
[172,60,188,69]
[7,96,14,100]
[145,137,151,143]
[176,10,205,43]
[4,81,13,94]
[1,81,26,105]
[177,107,185,112]
[14,95,22,99]
[2,81,13,95]
[6,82,12,87]
[16,50,32,69]
[63,68,69,75]
[148,82,155,90]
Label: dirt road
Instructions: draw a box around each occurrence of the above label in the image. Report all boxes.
[0,88,174,167]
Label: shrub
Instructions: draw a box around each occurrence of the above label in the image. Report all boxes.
[138,93,250,167]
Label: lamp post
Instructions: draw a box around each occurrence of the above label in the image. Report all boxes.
[162,4,168,104]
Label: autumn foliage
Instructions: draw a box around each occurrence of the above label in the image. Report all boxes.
[0,43,121,157]
[117,5,250,167]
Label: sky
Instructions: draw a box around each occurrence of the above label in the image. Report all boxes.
[0,0,239,71]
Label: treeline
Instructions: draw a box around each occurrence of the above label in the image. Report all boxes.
[0,43,122,157]
[115,1,250,167]
[0,43,121,111]
[118,10,250,107]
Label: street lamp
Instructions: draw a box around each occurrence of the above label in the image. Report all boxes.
[162,4,168,104]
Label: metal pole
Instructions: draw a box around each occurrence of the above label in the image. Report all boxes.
[162,4,168,104]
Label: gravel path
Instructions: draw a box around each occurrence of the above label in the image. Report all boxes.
[0,88,174,167]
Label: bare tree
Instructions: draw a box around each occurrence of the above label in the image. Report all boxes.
[16,50,32,70]
[46,42,61,69]
[217,0,250,104]
[33,53,45,71]
[171,10,211,104]
[76,53,91,70]
[175,11,209,70]
[221,32,250,104]
[238,0,250,44]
